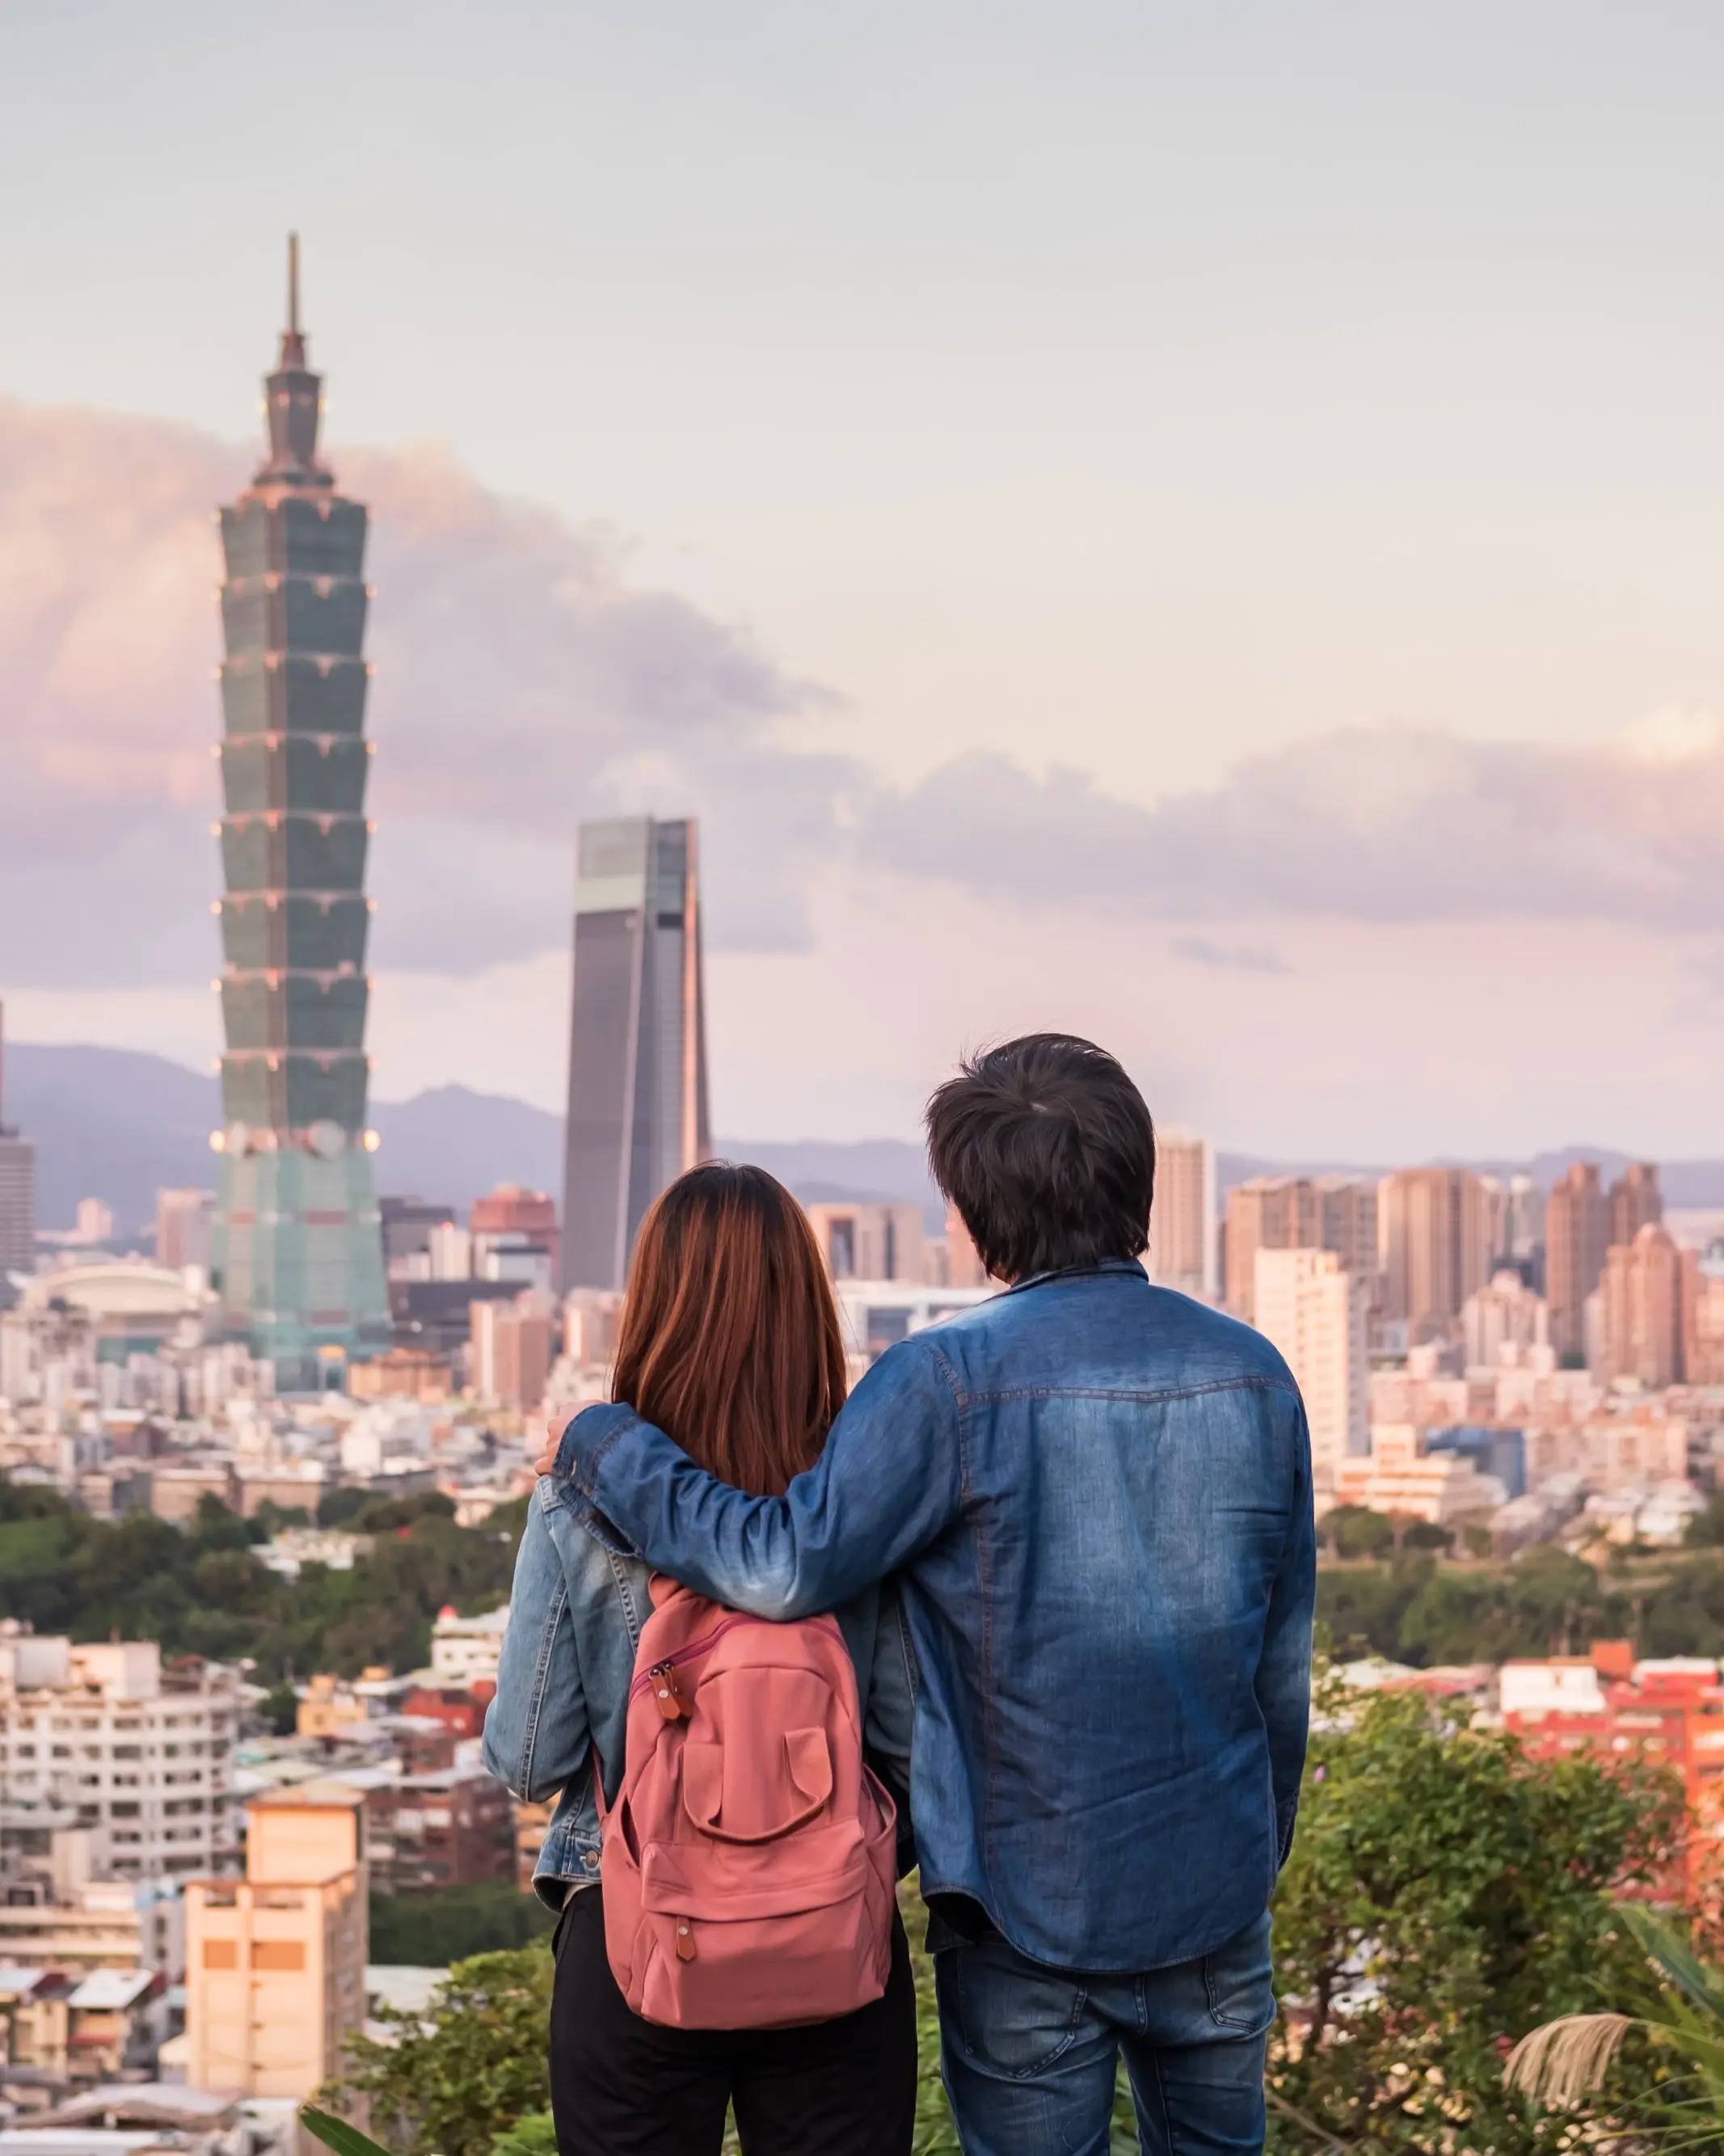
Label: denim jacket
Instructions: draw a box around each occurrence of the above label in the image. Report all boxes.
[554,1261,1316,1973]
[482,1470,917,1909]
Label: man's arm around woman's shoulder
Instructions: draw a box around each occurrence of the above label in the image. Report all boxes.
[548,1336,967,1618]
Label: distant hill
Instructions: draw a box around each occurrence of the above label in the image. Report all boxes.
[6,1041,1722,1233]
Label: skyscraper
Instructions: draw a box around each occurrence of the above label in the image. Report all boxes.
[1223,1174,1375,1322]
[1376,1167,1492,1339]
[1600,1222,1687,1389]
[1146,1130,1216,1300]
[560,817,710,1290]
[0,1006,35,1311]
[207,239,390,1390]
[1545,1162,1610,1360]
[1609,1162,1663,1250]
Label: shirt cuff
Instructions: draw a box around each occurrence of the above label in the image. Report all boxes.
[553,1400,643,1505]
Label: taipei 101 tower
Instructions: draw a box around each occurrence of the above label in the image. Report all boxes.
[208,238,390,1389]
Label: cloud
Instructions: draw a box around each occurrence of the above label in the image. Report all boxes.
[6,390,1724,1021]
[865,717,1724,930]
[1170,935,1289,974]
[0,399,849,989]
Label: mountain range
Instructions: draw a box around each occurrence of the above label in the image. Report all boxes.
[5,1043,1723,1237]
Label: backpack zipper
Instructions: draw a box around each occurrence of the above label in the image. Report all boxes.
[627,1610,842,1707]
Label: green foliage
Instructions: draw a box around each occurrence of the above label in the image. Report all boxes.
[0,1475,516,1678]
[1268,1677,1681,2155]
[369,1881,554,1967]
[1316,1546,1640,1667]
[258,1681,299,1736]
[490,2115,558,2156]
[301,2108,395,2156]
[322,1945,554,2156]
[1505,1903,1724,2145]
[1327,1505,1397,1561]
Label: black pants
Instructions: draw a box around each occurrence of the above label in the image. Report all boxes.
[549,1884,916,2156]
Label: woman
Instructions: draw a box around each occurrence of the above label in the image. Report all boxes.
[483,1163,917,2156]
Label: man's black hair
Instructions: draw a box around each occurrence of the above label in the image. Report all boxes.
[925,1034,1156,1284]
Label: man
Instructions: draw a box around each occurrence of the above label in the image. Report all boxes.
[550,1034,1314,2156]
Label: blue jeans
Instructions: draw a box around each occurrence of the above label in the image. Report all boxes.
[934,1912,1275,2156]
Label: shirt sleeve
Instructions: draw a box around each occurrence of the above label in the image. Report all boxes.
[554,1334,966,1620]
[1254,1394,1316,1867]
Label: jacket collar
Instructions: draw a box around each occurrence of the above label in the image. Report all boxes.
[1004,1256,1148,1297]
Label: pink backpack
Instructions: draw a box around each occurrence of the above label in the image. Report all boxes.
[597,1578,899,2029]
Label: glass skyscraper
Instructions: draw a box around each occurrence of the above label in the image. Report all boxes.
[207,241,390,1389]
[560,817,711,1290]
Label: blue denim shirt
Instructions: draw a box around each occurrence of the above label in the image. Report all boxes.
[554,1261,1316,1973]
[482,1470,918,1909]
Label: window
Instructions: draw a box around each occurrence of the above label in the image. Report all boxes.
[203,1939,238,1969]
[253,1940,306,1972]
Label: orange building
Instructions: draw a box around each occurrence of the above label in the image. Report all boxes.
[1503,1644,1724,1906]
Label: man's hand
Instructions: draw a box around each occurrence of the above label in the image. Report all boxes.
[534,1415,565,1477]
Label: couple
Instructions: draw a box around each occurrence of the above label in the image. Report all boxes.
[484,1034,1316,2156]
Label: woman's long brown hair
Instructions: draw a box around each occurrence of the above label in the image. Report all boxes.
[610,1163,848,1496]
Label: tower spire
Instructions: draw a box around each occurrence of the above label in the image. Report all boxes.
[259,232,322,483]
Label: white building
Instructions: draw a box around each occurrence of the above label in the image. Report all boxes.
[1147,1130,1216,1301]
[428,1605,509,1689]
[1332,1424,1507,1525]
[0,1631,239,1886]
[829,1281,997,1366]
[1253,1247,1368,1488]
[1462,1269,1549,1369]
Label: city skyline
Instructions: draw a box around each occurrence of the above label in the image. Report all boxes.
[4,7,1724,1158]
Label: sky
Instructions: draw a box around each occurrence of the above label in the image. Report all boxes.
[3,0,1724,1157]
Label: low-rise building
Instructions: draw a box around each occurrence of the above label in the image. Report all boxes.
[183,1785,367,2100]
[428,1607,508,1690]
[1331,1424,1507,1525]
[362,1769,514,1894]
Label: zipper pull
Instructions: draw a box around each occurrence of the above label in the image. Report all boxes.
[651,1662,693,1721]
[676,1919,697,1962]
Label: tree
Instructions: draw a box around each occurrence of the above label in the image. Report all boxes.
[322,1947,553,2156]
[1327,1506,1397,1562]
[1267,1677,1680,2154]
[257,1681,299,1736]
[368,1881,554,1966]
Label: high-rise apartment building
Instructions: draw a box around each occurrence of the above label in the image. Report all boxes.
[155,1188,215,1274]
[183,1786,366,2099]
[1147,1130,1216,1300]
[1252,1248,1368,1488]
[1545,1163,1611,1359]
[0,1635,239,1886]
[561,817,710,1289]
[1377,1167,1492,1339]
[470,1294,554,1409]
[1601,1223,1687,1388]
[1225,1179,1317,1322]
[208,242,390,1390]
[0,1004,35,1313]
[1610,1162,1663,1250]
[804,1203,925,1284]
[1224,1175,1375,1323]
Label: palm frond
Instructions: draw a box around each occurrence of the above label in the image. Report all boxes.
[1504,2014,1636,2107]
[1622,1908,1724,2027]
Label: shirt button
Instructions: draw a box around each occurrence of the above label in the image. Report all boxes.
[582,1852,601,1871]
